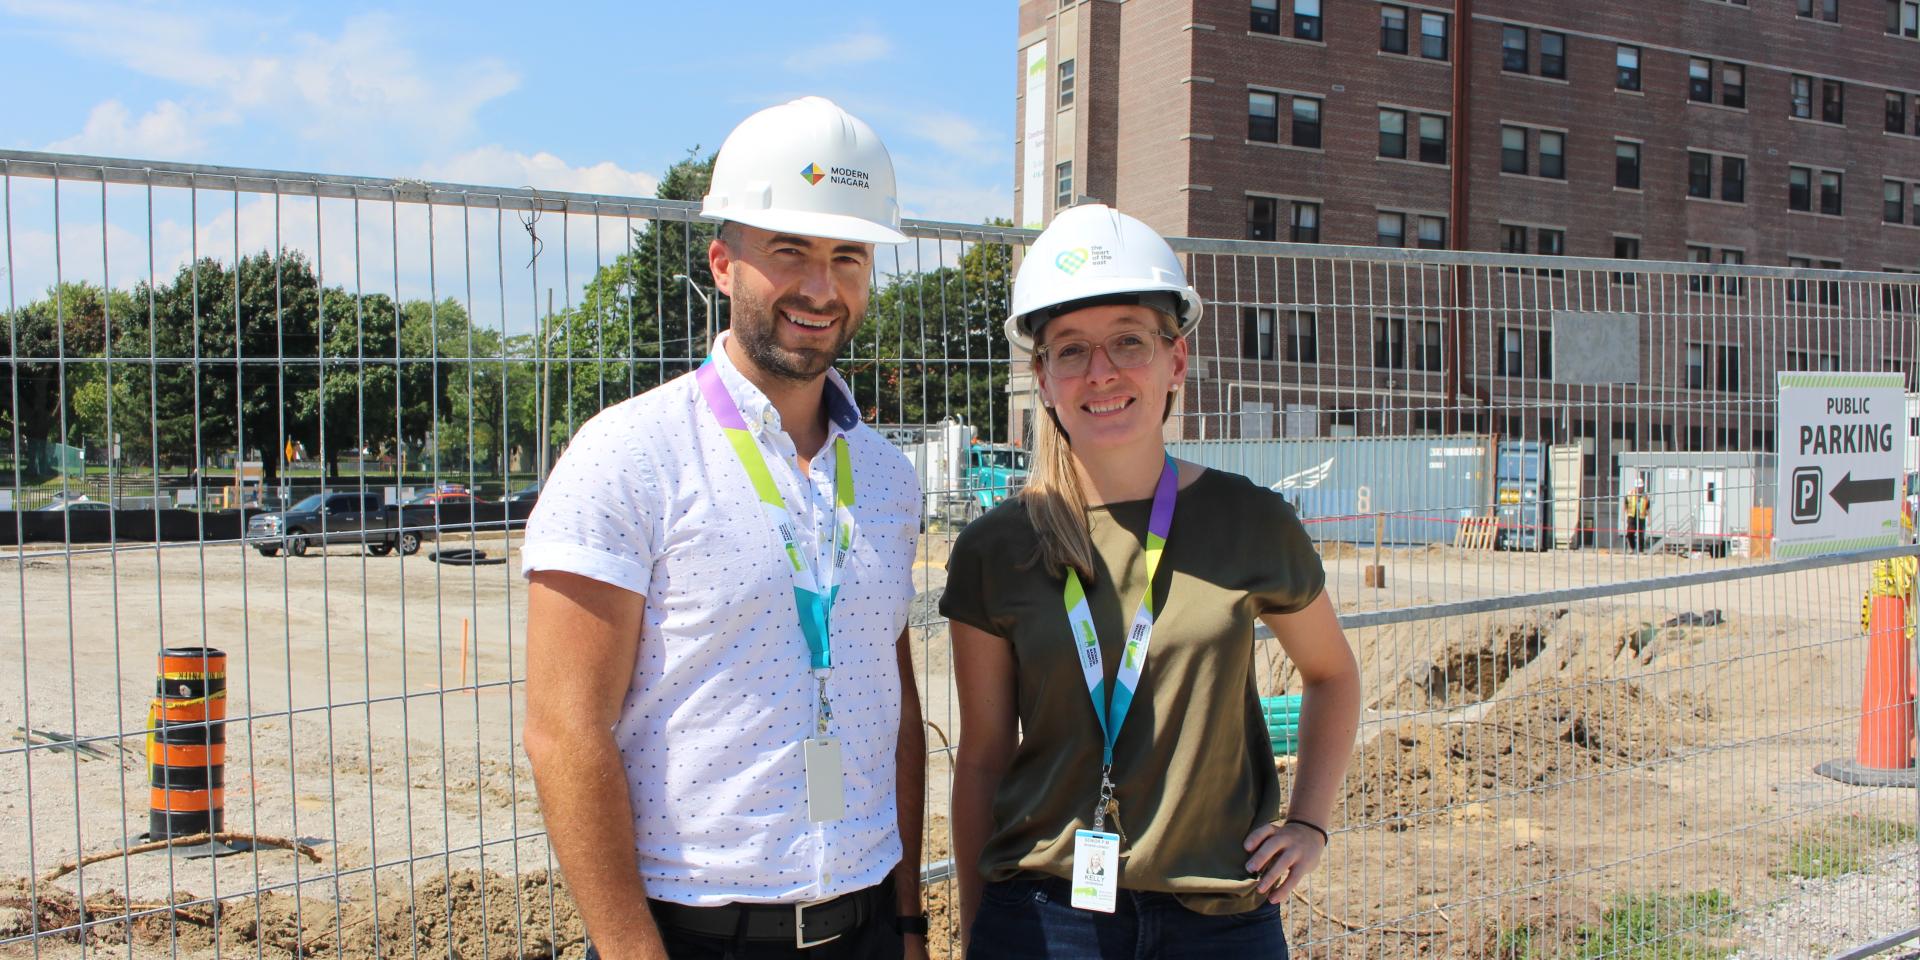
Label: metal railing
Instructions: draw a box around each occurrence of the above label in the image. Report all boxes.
[3,149,1918,959]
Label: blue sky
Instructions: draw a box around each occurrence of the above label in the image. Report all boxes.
[0,2,1013,324]
[1,1,1011,222]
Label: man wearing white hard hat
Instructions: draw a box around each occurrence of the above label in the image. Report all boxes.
[522,97,928,959]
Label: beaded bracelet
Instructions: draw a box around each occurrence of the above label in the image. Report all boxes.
[1284,818,1331,845]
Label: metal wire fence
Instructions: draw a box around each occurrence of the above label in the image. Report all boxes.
[2,149,1916,959]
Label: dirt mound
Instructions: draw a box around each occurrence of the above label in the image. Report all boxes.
[1342,681,1701,831]
[1373,616,1554,711]
[1,869,586,960]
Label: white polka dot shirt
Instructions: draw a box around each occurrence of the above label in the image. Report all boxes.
[521,333,920,906]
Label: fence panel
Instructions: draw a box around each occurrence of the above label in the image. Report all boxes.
[2,149,1916,959]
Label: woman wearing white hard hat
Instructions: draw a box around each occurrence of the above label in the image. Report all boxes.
[941,204,1360,957]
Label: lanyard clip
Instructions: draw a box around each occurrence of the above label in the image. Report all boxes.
[1092,765,1116,833]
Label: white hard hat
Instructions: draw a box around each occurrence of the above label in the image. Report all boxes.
[1005,203,1204,352]
[700,96,907,245]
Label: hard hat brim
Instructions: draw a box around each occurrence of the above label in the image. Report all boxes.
[701,207,908,246]
[1006,275,1205,351]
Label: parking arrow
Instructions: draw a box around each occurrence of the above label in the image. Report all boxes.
[1829,472,1896,513]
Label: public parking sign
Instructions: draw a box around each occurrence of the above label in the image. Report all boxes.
[1775,372,1906,557]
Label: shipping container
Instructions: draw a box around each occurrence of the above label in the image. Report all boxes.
[1167,435,1496,545]
[1615,451,1775,556]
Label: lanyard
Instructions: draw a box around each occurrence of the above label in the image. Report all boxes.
[694,357,857,733]
[1062,456,1177,831]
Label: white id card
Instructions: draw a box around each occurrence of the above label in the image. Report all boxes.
[1070,829,1120,913]
[803,737,845,823]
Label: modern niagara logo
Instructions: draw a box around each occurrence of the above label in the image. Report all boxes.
[801,162,871,189]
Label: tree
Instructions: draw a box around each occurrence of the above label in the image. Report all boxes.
[856,224,1014,436]
[0,281,139,476]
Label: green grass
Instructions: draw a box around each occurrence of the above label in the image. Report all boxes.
[1776,814,1918,880]
[1573,890,1737,960]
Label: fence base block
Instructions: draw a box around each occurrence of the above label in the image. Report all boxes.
[1813,758,1920,788]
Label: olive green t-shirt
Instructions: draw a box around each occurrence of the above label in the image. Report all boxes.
[939,468,1325,915]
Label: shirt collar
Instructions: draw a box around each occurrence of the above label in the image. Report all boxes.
[707,331,863,439]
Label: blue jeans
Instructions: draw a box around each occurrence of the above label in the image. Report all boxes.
[967,875,1289,960]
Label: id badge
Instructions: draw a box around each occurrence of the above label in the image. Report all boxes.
[802,737,845,823]
[1070,829,1120,913]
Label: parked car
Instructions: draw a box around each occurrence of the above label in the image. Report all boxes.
[245,492,433,557]
[505,482,540,505]
[37,498,112,512]
[406,489,485,506]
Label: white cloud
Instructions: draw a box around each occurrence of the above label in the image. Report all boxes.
[898,110,1002,166]
[46,100,211,158]
[783,31,893,71]
[10,3,518,154]
[424,147,659,199]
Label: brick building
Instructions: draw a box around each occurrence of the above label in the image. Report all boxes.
[1009,0,1920,511]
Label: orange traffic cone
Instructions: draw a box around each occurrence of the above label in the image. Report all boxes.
[1817,594,1919,786]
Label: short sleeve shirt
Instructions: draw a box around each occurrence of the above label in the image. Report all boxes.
[939,469,1324,914]
[521,334,920,906]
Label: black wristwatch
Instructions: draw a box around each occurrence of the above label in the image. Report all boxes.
[894,912,930,937]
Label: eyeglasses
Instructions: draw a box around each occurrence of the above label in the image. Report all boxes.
[1037,330,1175,378]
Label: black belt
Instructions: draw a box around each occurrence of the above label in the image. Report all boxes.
[649,879,889,949]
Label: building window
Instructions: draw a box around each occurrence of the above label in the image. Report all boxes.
[1418,115,1448,164]
[1720,249,1746,296]
[1792,75,1814,118]
[1295,0,1323,40]
[1689,58,1713,102]
[1890,91,1910,133]
[1823,79,1846,123]
[1889,179,1909,223]
[1616,46,1641,91]
[1715,344,1743,392]
[1412,320,1444,372]
[1058,59,1076,108]
[1788,255,1812,301]
[1722,63,1746,108]
[1538,227,1565,259]
[1249,91,1279,142]
[1799,0,1840,21]
[1249,196,1277,240]
[1417,215,1446,249]
[1502,125,1528,174]
[1501,223,1528,257]
[1539,130,1565,180]
[1252,0,1281,34]
[1687,244,1713,291]
[1821,170,1844,215]
[1055,161,1073,209]
[1293,96,1323,148]
[1616,140,1641,188]
[1420,12,1449,59]
[1790,165,1813,210]
[1723,155,1746,202]
[1379,108,1407,158]
[1243,308,1277,360]
[1377,211,1406,247]
[1688,152,1713,198]
[1503,26,1529,72]
[1500,327,1525,376]
[1686,344,1707,389]
[1374,316,1407,369]
[1541,32,1566,79]
[1286,310,1318,362]
[1291,201,1321,242]
[1613,235,1641,285]
[1381,4,1409,53]
[1893,0,1920,37]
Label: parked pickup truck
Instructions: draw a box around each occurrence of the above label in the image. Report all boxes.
[245,492,434,557]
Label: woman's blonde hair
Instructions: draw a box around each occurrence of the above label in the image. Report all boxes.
[1020,308,1182,582]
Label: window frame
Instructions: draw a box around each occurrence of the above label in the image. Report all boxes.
[1721,63,1746,108]
[1615,139,1642,189]
[1792,75,1814,119]
[1722,155,1747,203]
[1251,0,1281,35]
[1689,58,1714,103]
[1616,45,1642,91]
[1540,32,1567,79]
[1377,210,1407,247]
[1823,78,1846,124]
[1381,3,1409,53]
[1790,165,1814,211]
[1243,307,1278,360]
[1058,58,1076,109]
[1285,309,1319,363]
[1292,95,1324,149]
[1378,108,1408,158]
[1820,169,1845,216]
[1417,114,1448,164]
[1290,200,1321,243]
[1294,0,1323,41]
[1055,160,1074,209]
[1249,89,1281,143]
[1501,125,1528,174]
[1503,26,1530,73]
[1688,151,1714,198]
[1419,12,1450,60]
[1538,130,1566,180]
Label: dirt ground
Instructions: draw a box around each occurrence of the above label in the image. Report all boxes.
[1,531,1913,958]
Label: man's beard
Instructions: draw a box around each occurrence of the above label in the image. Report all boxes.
[730,284,859,383]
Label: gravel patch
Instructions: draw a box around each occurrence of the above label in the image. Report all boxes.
[1732,853,1920,960]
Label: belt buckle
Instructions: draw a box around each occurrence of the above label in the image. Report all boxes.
[794,895,845,949]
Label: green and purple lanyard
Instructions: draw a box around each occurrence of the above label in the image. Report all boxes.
[695,357,856,735]
[1064,455,1178,832]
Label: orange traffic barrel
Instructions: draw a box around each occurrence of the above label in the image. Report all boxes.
[148,646,227,838]
[1857,595,1915,770]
